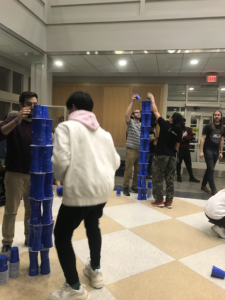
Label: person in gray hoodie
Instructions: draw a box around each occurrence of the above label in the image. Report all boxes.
[49,92,120,300]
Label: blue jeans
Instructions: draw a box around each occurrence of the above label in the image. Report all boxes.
[148,153,155,176]
[202,149,219,191]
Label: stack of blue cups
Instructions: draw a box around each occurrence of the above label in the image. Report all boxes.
[9,247,20,278]
[138,100,151,200]
[28,105,54,277]
[0,255,8,285]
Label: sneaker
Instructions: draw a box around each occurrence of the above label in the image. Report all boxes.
[0,245,11,258]
[211,190,218,196]
[189,177,200,183]
[48,283,90,300]
[164,202,172,209]
[151,201,164,208]
[130,187,138,193]
[123,188,130,197]
[83,259,104,289]
[211,225,225,239]
[177,176,182,182]
[201,186,210,194]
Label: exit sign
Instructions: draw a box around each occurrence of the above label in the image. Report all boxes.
[206,75,218,83]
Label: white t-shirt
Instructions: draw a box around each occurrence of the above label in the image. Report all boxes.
[204,189,225,220]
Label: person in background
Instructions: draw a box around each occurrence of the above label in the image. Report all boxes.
[49,91,120,300]
[0,130,7,206]
[177,118,200,183]
[147,125,157,179]
[148,92,184,209]
[123,94,141,196]
[200,111,224,195]
[205,189,225,239]
[0,92,38,256]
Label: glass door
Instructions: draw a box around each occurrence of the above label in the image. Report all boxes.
[189,115,201,162]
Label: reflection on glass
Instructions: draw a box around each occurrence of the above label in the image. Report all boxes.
[168,85,186,101]
[220,87,225,102]
[188,85,218,102]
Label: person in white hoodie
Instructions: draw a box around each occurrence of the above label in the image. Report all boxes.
[204,189,225,239]
[49,92,120,300]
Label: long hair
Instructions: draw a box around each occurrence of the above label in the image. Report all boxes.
[171,112,185,134]
[211,110,224,134]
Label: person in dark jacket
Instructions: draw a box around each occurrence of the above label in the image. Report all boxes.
[177,118,200,183]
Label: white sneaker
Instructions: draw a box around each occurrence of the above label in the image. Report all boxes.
[83,259,104,289]
[48,283,91,300]
[211,225,225,239]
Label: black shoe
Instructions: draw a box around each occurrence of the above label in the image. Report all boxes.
[24,238,28,247]
[189,177,200,183]
[0,245,11,257]
[177,176,182,182]
[123,188,130,196]
[131,187,138,193]
[0,198,5,207]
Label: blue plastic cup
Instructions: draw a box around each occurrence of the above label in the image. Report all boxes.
[46,120,53,133]
[136,94,141,101]
[42,160,53,173]
[146,114,151,127]
[46,132,53,145]
[141,114,147,126]
[28,223,34,248]
[141,176,146,188]
[30,160,40,173]
[30,146,39,160]
[137,175,142,187]
[145,101,151,113]
[32,132,38,145]
[116,187,121,197]
[32,105,43,119]
[56,186,63,197]
[44,172,54,198]
[0,255,8,272]
[140,139,145,151]
[211,266,225,279]
[42,221,54,249]
[42,106,49,119]
[36,132,47,146]
[148,181,152,189]
[144,127,150,139]
[33,173,46,201]
[29,173,36,198]
[42,199,52,225]
[29,250,39,277]
[143,139,150,151]
[140,127,145,139]
[138,188,142,200]
[142,151,148,164]
[32,119,47,133]
[9,247,19,264]
[138,164,144,176]
[30,199,41,225]
[32,225,42,252]
[144,163,148,175]
[40,259,51,275]
[43,146,53,159]
[41,248,49,262]
[139,151,143,163]
[142,101,146,112]
[142,188,147,200]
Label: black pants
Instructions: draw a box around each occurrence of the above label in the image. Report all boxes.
[54,203,106,285]
[202,149,219,190]
[206,214,225,228]
[176,149,193,178]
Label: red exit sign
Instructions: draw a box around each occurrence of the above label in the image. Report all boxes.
[206,75,218,83]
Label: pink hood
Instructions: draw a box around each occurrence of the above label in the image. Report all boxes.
[68,110,99,131]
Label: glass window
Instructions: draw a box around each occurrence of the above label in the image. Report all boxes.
[0,66,10,92]
[0,101,10,121]
[188,85,218,102]
[12,103,20,112]
[168,85,186,101]
[13,71,23,95]
[220,86,225,102]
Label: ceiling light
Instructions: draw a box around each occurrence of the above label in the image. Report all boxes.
[190,60,198,65]
[189,87,194,90]
[185,50,189,53]
[115,51,123,54]
[177,50,181,53]
[168,50,176,53]
[87,52,90,55]
[55,61,63,66]
[119,60,126,66]
[144,51,148,54]
[182,93,185,94]
[95,51,98,55]
[131,51,133,54]
[221,88,225,91]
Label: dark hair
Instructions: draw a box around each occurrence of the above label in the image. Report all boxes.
[66,91,94,112]
[172,112,185,133]
[211,110,224,134]
[183,118,186,122]
[19,91,38,104]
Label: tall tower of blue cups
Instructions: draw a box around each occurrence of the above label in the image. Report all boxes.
[28,105,54,277]
[138,99,151,200]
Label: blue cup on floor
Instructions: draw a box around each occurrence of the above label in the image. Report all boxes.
[144,163,148,175]
[56,186,63,197]
[138,188,142,200]
[42,221,54,249]
[42,199,53,225]
[46,120,53,133]
[141,176,146,188]
[29,250,39,277]
[44,172,54,198]
[148,181,152,189]
[41,248,49,262]
[46,132,53,145]
[142,152,148,164]
[0,255,8,272]
[42,107,49,119]
[37,132,47,146]
[32,225,42,252]
[140,127,145,139]
[137,175,142,187]
[28,223,34,248]
[116,187,121,197]
[32,119,47,133]
[30,199,41,225]
[9,247,19,264]
[41,259,51,275]
[211,266,225,279]
[144,127,150,139]
[32,105,42,119]
[146,114,151,127]
[142,188,147,200]
[136,94,141,101]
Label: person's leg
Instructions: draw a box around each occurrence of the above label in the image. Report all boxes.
[2,172,25,246]
[183,149,193,178]
[123,148,135,189]
[165,157,176,204]
[204,150,218,191]
[23,175,31,244]
[54,204,87,285]
[176,149,184,180]
[152,156,169,204]
[211,150,219,192]
[132,150,139,190]
[148,153,154,177]
[202,151,210,188]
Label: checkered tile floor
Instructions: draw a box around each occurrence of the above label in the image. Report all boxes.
[1,192,225,300]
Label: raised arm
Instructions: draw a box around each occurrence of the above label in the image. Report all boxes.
[147,93,160,120]
[125,94,137,123]
[199,134,206,159]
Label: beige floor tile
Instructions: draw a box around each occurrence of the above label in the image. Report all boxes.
[106,192,135,207]
[107,261,225,300]
[130,219,225,259]
[0,246,93,300]
[141,197,204,218]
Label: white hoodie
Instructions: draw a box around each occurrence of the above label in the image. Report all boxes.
[52,110,120,207]
[204,189,225,220]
